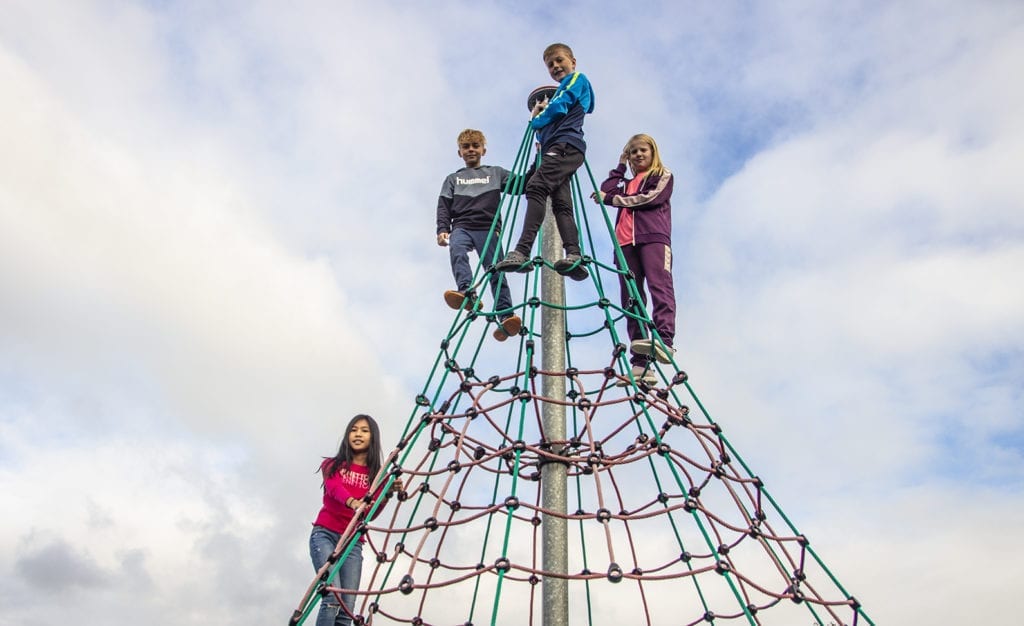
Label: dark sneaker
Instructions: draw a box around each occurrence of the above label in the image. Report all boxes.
[565,265,589,281]
[443,289,480,312]
[494,250,532,273]
[492,314,523,342]
[552,253,582,274]
[553,253,588,281]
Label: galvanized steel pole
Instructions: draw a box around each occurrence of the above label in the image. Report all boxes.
[540,201,568,626]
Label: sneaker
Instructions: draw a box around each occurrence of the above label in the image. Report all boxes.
[553,253,589,282]
[552,253,582,274]
[629,338,651,354]
[494,250,532,273]
[630,338,675,364]
[616,365,658,387]
[443,289,481,312]
[492,315,523,342]
[565,265,589,281]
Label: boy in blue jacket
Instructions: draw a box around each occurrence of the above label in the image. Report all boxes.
[495,43,594,281]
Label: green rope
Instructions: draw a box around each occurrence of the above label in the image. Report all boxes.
[291,122,871,626]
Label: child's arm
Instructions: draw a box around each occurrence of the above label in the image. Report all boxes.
[322,468,358,507]
[499,166,533,197]
[530,72,594,129]
[436,176,454,246]
[600,162,629,193]
[607,171,674,210]
[363,477,404,521]
[591,160,629,204]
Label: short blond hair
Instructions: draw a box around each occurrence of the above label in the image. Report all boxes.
[457,128,486,146]
[543,43,574,61]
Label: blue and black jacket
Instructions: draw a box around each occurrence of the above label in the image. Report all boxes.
[530,71,595,154]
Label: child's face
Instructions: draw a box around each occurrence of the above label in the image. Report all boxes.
[348,419,372,454]
[458,140,485,167]
[627,141,653,173]
[544,50,576,83]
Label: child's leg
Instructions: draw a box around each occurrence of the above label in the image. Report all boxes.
[516,144,585,256]
[478,230,514,316]
[550,173,582,255]
[309,527,344,626]
[617,245,650,367]
[334,540,364,626]
[638,242,676,347]
[447,228,476,292]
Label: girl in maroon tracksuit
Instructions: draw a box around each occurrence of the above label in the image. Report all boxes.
[592,134,677,375]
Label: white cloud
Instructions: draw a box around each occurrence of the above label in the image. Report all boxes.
[1,1,1023,624]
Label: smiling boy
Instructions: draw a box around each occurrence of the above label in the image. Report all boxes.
[495,43,595,281]
[436,129,523,341]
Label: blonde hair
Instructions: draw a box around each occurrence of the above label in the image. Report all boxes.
[543,43,574,61]
[625,133,665,177]
[457,129,486,146]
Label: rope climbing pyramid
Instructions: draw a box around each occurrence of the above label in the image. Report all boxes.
[289,123,873,626]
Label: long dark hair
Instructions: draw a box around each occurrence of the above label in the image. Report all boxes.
[320,413,384,485]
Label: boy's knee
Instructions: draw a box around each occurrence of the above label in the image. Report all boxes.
[524,178,548,197]
[551,199,573,212]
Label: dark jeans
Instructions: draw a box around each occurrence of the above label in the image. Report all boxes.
[514,143,584,256]
[618,242,676,366]
[448,228,514,318]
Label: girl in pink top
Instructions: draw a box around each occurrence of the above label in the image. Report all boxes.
[308,414,399,626]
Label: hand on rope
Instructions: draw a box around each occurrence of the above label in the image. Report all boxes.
[386,477,404,498]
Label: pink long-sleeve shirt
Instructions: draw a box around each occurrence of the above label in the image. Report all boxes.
[312,460,372,534]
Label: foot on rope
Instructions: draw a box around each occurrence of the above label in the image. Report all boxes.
[492,314,523,342]
[630,338,675,364]
[444,289,482,312]
[552,253,589,282]
[616,364,657,387]
[494,250,533,273]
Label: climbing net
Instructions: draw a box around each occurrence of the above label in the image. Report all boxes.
[289,126,872,626]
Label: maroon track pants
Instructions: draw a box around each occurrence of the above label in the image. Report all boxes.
[617,242,676,365]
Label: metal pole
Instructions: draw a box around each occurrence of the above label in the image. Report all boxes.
[540,200,568,626]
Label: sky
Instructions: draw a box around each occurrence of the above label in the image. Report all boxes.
[1,0,1022,624]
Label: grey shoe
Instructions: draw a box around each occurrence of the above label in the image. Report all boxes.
[552,253,582,273]
[553,253,588,281]
[494,250,532,273]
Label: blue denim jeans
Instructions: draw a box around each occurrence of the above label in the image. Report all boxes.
[448,227,514,318]
[309,526,364,626]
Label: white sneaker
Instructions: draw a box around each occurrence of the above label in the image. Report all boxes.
[616,365,658,387]
[630,338,675,364]
[630,338,651,354]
